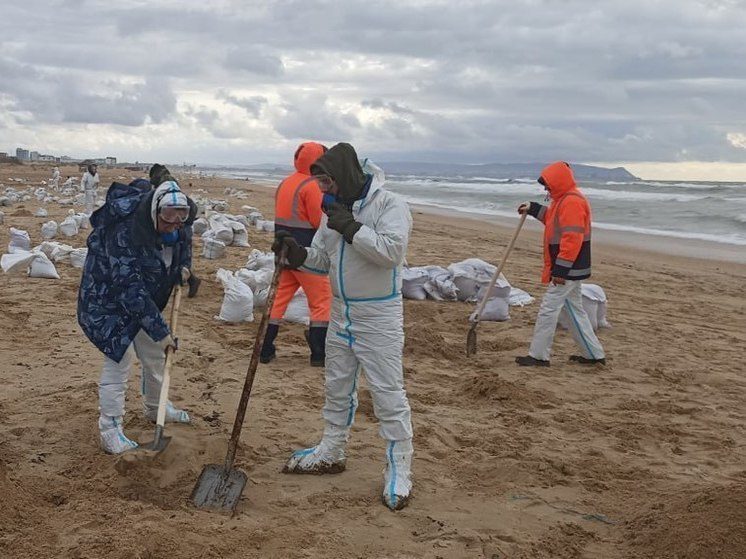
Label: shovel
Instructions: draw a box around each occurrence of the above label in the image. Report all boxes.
[141,284,183,452]
[191,249,286,512]
[466,212,527,357]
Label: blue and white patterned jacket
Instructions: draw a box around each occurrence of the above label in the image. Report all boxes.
[77,181,196,362]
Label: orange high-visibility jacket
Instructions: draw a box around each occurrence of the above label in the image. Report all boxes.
[274,142,326,247]
[527,162,592,284]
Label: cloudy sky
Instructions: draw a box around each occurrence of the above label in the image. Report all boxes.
[1,0,746,179]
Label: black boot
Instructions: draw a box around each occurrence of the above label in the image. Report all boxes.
[515,355,550,367]
[187,274,202,298]
[306,326,327,368]
[569,355,606,365]
[260,324,279,364]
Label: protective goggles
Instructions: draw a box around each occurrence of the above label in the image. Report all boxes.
[158,206,189,224]
[314,174,338,194]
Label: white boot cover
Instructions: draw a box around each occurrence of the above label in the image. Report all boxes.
[284,422,349,474]
[383,439,413,510]
[144,401,190,424]
[99,414,138,454]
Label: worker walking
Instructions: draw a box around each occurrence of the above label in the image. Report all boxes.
[516,161,606,367]
[273,143,414,511]
[81,163,100,214]
[260,142,332,367]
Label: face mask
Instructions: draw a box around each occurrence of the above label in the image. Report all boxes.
[160,230,179,245]
[322,193,338,211]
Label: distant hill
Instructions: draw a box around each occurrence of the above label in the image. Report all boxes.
[378,162,639,181]
[204,161,639,182]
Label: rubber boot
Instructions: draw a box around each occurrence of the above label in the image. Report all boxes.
[382,439,413,511]
[99,414,138,454]
[260,323,279,364]
[187,274,202,298]
[306,326,327,368]
[283,422,349,474]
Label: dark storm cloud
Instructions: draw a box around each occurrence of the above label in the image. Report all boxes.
[1,0,746,163]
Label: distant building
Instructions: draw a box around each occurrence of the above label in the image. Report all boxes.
[105,156,117,165]
[16,148,29,160]
[30,151,40,161]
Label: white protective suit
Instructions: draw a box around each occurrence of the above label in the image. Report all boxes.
[286,160,414,509]
[81,170,100,213]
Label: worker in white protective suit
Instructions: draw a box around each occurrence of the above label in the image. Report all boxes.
[81,163,100,214]
[272,143,414,511]
[51,166,60,189]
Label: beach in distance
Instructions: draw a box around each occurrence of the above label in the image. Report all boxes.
[1,162,746,558]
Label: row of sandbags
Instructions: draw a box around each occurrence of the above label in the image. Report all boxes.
[1,239,88,279]
[402,258,610,329]
[197,209,274,260]
[214,249,309,325]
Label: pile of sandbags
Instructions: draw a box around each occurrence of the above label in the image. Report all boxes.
[199,212,251,256]
[401,265,459,301]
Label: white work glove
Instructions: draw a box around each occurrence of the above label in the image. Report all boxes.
[180,267,191,284]
[517,201,531,215]
[157,334,177,354]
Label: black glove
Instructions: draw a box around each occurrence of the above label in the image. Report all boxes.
[325,203,363,243]
[271,231,307,269]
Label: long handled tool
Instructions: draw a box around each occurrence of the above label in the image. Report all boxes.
[142,284,183,452]
[466,212,527,357]
[191,250,286,512]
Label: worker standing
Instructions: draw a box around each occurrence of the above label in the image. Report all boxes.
[81,163,100,214]
[260,142,332,367]
[515,161,606,367]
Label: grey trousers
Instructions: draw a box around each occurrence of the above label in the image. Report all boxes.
[528,280,605,361]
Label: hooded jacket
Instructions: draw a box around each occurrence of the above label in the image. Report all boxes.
[302,159,411,303]
[310,142,367,203]
[274,142,326,247]
[527,162,592,284]
[77,181,197,362]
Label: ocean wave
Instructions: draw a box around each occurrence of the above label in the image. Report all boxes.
[582,188,705,202]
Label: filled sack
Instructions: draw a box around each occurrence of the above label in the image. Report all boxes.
[422,265,459,301]
[448,258,496,302]
[285,289,310,325]
[59,215,79,237]
[1,251,37,274]
[559,283,611,331]
[401,267,430,300]
[29,252,60,279]
[245,249,275,271]
[70,248,88,268]
[215,268,254,322]
[8,228,31,253]
[34,207,48,217]
[475,276,512,322]
[236,267,274,292]
[201,237,226,259]
[41,220,58,240]
[192,217,209,235]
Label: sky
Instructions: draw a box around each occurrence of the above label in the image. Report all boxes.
[1,0,746,180]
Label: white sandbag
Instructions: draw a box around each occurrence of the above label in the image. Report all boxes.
[34,207,48,217]
[261,220,274,233]
[253,287,269,308]
[208,215,234,244]
[509,287,535,307]
[236,268,274,292]
[215,268,254,322]
[558,283,611,331]
[211,200,229,212]
[245,249,275,271]
[59,216,79,237]
[476,280,512,322]
[9,228,31,253]
[41,221,58,240]
[1,251,36,274]
[448,258,497,302]
[401,267,430,300]
[70,248,88,268]
[0,210,4,224]
[422,266,459,301]
[73,212,90,229]
[246,211,263,226]
[228,221,250,247]
[285,289,310,325]
[201,237,226,259]
[192,217,209,235]
[29,252,60,279]
[36,241,75,263]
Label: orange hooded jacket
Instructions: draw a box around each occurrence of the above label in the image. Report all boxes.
[274,142,327,247]
[527,162,592,284]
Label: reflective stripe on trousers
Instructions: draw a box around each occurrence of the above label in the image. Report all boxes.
[528,280,605,362]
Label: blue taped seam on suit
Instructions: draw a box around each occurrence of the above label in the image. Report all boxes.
[387,441,398,507]
[564,300,596,359]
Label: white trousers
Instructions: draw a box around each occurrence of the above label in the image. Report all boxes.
[84,188,97,214]
[99,330,165,417]
[528,280,605,362]
[323,300,413,442]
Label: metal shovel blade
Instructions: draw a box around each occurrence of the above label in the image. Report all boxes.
[466,324,478,357]
[141,425,172,453]
[190,464,248,512]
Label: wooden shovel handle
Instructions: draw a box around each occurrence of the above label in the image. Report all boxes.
[155,284,182,429]
[471,212,527,325]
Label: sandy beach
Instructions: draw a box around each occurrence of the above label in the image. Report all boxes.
[2,163,746,559]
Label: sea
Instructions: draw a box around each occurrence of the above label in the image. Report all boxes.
[203,166,746,247]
